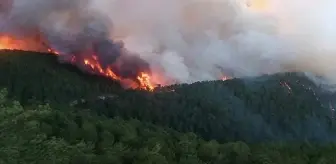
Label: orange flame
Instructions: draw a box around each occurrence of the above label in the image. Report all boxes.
[57,52,156,91]
[0,34,230,91]
[221,74,232,81]
[0,34,155,91]
[0,34,49,51]
[0,35,22,50]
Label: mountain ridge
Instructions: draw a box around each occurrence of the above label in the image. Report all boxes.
[1,50,335,143]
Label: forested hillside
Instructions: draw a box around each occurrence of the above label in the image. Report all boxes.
[78,73,336,143]
[2,88,336,164]
[1,50,336,163]
[1,50,336,143]
[0,50,123,104]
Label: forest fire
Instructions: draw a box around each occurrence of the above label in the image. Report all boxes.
[0,0,254,91]
[0,31,231,91]
[0,35,15,49]
[0,34,156,91]
[50,49,156,91]
[0,0,157,91]
[78,54,155,91]
[0,35,45,51]
[221,76,230,81]
[0,31,236,92]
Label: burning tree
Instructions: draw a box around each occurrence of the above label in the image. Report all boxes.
[0,3,157,90]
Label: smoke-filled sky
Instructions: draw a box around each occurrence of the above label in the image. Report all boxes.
[1,0,336,86]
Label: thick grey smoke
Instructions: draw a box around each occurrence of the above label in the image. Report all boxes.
[0,0,151,82]
[1,0,336,87]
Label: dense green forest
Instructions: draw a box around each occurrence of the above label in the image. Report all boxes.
[2,88,336,164]
[1,50,336,163]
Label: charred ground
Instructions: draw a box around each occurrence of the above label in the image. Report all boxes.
[1,50,336,163]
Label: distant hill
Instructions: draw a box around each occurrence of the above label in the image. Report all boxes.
[80,73,336,143]
[1,50,336,143]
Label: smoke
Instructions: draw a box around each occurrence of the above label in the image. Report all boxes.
[1,0,336,87]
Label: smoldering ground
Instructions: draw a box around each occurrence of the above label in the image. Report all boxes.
[1,0,336,88]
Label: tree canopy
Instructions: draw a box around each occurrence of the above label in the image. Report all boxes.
[1,50,336,163]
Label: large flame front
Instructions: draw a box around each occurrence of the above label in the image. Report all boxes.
[0,33,49,52]
[0,35,35,50]
[0,0,263,90]
[80,54,155,91]
[0,35,15,49]
[0,34,155,91]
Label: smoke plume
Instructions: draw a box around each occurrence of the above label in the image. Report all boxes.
[1,0,336,87]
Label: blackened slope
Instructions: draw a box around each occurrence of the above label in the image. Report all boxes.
[80,73,336,143]
[0,50,123,105]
